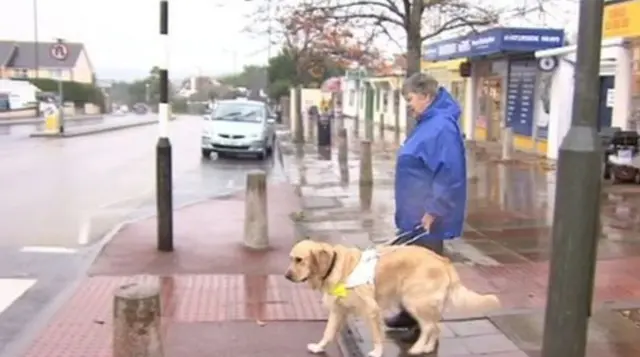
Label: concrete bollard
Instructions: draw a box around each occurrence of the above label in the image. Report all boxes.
[113,280,164,357]
[244,171,269,249]
[502,127,514,160]
[359,140,373,186]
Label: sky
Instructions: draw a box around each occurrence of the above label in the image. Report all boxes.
[0,0,578,82]
[0,0,271,80]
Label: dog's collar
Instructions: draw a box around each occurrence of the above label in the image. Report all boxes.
[321,252,338,281]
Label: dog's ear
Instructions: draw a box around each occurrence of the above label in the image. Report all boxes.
[308,247,332,289]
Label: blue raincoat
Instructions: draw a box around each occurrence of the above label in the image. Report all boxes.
[394,87,467,243]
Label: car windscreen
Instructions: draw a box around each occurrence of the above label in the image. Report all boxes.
[212,103,264,123]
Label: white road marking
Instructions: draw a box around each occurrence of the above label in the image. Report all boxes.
[0,279,37,315]
[20,246,77,254]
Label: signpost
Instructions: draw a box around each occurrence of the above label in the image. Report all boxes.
[49,39,68,134]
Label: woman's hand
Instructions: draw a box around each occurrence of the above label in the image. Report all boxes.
[421,213,435,233]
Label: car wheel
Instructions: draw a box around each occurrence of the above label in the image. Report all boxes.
[202,149,212,159]
[257,148,267,160]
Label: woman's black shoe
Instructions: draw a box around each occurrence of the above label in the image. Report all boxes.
[399,327,439,351]
[384,309,418,329]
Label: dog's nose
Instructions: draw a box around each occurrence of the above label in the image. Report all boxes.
[284,270,293,281]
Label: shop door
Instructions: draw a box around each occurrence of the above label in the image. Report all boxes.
[483,78,503,141]
[597,76,614,130]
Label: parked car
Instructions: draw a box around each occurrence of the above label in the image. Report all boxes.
[132,103,149,115]
[201,99,276,160]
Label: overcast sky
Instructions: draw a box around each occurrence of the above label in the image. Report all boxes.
[0,0,578,81]
[0,0,269,80]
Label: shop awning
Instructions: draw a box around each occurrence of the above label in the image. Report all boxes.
[422,27,565,62]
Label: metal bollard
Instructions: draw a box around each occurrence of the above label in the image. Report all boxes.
[337,128,348,162]
[294,86,304,143]
[244,171,269,249]
[113,280,164,357]
[359,140,373,186]
[502,127,514,160]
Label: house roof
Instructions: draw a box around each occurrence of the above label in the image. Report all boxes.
[0,40,84,69]
[0,42,16,66]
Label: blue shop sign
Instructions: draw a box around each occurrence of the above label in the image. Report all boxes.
[423,27,564,62]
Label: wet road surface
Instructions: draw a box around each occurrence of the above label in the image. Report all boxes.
[0,114,150,143]
[0,114,283,248]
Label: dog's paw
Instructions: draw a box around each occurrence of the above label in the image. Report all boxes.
[367,348,383,357]
[407,343,435,355]
[307,343,325,354]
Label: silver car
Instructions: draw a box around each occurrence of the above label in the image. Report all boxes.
[201,99,276,160]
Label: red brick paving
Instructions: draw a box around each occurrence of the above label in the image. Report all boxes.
[90,183,301,276]
[23,182,337,357]
[22,275,326,357]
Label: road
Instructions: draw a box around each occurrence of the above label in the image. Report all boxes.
[0,114,284,248]
[0,114,286,357]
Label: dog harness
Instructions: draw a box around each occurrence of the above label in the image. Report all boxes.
[329,249,379,298]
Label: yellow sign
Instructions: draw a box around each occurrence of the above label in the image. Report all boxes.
[603,0,640,38]
[421,58,466,71]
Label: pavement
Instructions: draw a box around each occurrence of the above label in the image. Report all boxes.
[0,116,288,357]
[278,118,640,356]
[2,117,640,356]
[0,114,103,126]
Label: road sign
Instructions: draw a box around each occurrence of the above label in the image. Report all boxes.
[49,43,68,61]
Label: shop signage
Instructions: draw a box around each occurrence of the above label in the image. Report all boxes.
[423,27,564,62]
[603,0,640,38]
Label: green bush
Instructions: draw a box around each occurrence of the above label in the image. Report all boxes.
[18,78,105,108]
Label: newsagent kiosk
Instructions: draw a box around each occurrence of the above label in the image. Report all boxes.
[423,27,565,154]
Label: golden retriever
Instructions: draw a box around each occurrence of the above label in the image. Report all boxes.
[285,240,500,357]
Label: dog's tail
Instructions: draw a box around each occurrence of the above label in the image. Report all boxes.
[443,264,500,314]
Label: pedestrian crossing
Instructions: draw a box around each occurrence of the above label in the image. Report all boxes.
[0,278,36,316]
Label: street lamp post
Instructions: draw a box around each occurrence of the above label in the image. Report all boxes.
[156,0,174,252]
[541,1,605,357]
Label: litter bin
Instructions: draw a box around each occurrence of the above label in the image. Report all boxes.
[317,113,332,147]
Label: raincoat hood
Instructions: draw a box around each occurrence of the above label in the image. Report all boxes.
[419,87,461,126]
[394,86,467,242]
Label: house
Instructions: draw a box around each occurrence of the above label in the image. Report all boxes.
[0,41,95,84]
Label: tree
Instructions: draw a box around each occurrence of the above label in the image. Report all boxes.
[252,0,575,130]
